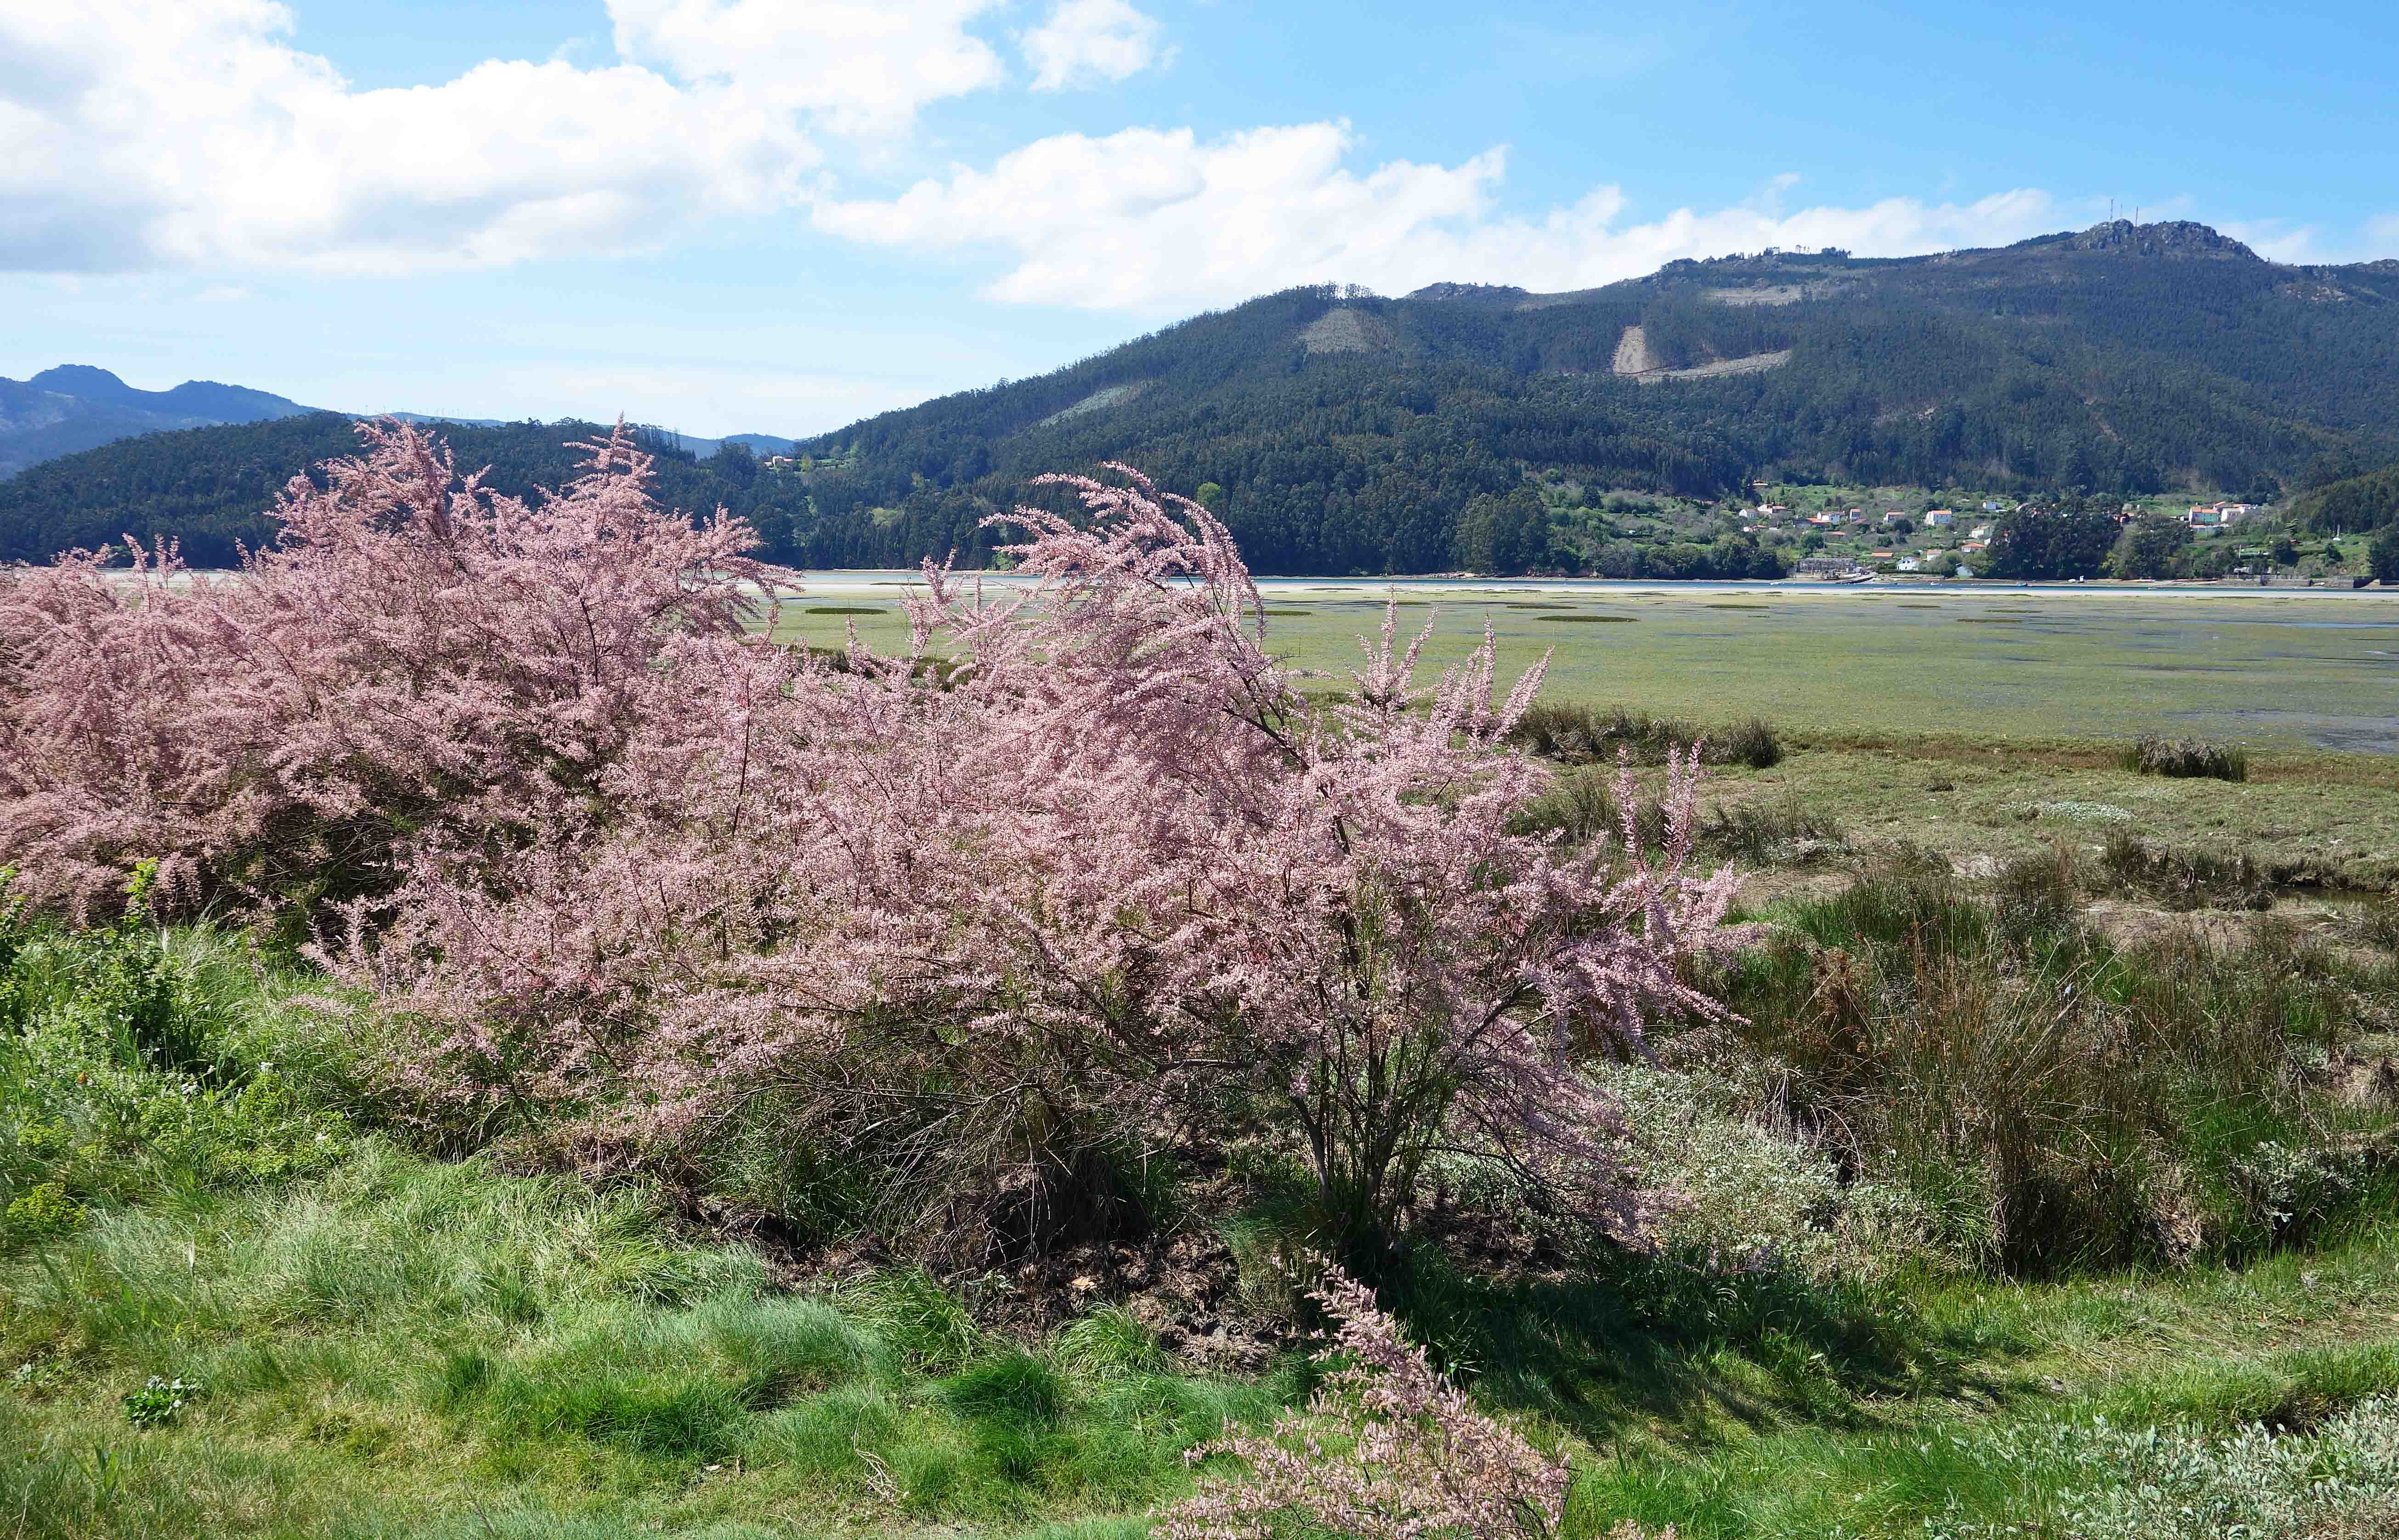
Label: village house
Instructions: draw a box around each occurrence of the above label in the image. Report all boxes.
[1924,510,1956,528]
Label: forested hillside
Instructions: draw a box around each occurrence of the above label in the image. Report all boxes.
[2295,461,2399,534]
[791,221,2399,572]
[0,414,806,568]
[9,220,2399,573]
[787,221,2399,572]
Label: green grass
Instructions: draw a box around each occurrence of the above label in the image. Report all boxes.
[9,825,2399,1534]
[17,1133,2399,1537]
[0,901,1294,1537]
[0,1143,1290,1539]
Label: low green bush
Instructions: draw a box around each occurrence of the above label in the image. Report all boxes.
[1718,716,1783,770]
[1919,1394,2399,1540]
[1992,843,2085,947]
[1,873,354,1252]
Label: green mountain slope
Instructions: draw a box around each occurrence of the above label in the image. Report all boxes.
[2294,462,2399,534]
[7,220,2397,573]
[792,221,2399,574]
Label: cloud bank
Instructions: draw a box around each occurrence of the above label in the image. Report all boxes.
[5,0,2075,300]
[816,125,2063,308]
[0,0,999,274]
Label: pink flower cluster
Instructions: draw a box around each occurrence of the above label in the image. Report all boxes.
[1159,1267,1675,1540]
[0,430,1738,1256]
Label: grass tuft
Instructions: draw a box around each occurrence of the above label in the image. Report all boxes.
[944,1349,1069,1429]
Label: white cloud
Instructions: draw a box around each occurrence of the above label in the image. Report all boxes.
[610,0,1002,136]
[472,360,954,438]
[1021,0,1170,91]
[2221,213,2399,266]
[815,124,2064,309]
[2218,218,2320,263]
[0,0,1000,274]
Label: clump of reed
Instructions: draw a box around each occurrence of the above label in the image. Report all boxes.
[1511,702,1781,770]
[2102,830,2275,912]
[2344,892,2399,952]
[1705,849,2393,1274]
[1511,769,1838,862]
[1699,798,1845,862]
[2122,736,2248,781]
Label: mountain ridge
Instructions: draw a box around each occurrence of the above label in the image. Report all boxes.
[769,219,2398,572]
[8,221,2399,574]
[0,366,797,480]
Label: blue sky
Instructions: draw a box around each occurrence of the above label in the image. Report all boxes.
[5,0,2394,437]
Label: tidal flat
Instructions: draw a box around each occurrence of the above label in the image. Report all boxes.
[770,577,2399,751]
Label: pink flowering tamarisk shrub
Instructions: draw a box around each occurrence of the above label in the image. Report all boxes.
[356,463,1740,1259]
[1,425,1736,1259]
[1159,1266,1674,1540]
[0,421,766,923]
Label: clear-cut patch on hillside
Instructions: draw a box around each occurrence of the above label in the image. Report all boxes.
[1611,324,1792,383]
[1704,285,1808,306]
[1038,380,1152,427]
[1298,307,1401,355]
